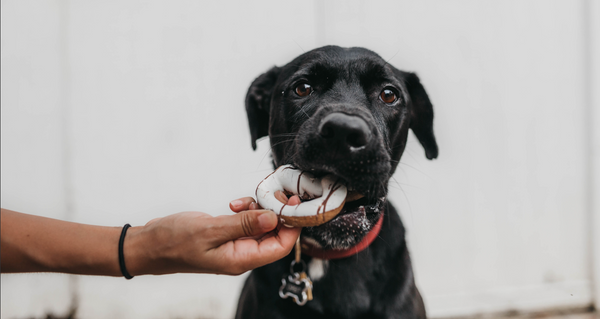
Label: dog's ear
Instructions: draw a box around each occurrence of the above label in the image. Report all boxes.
[246,66,281,150]
[402,72,439,160]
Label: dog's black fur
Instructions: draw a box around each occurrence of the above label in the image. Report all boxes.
[237,46,437,319]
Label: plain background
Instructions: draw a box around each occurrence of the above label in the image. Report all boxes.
[2,1,599,318]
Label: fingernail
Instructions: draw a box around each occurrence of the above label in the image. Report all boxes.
[230,199,243,209]
[258,212,277,231]
[274,190,288,204]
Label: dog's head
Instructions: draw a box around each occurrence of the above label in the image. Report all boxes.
[246,46,437,249]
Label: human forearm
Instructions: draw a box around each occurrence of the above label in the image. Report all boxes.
[1,209,122,276]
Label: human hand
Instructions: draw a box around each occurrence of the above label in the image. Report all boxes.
[124,197,301,276]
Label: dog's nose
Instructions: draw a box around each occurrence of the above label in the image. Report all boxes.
[318,113,371,149]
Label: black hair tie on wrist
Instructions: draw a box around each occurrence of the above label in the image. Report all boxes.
[118,224,134,279]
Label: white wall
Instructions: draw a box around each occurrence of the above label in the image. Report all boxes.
[1,1,74,317]
[1,1,597,318]
[589,0,600,311]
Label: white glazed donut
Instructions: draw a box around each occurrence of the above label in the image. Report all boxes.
[255,165,348,227]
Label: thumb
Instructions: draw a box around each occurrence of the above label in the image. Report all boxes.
[213,210,279,243]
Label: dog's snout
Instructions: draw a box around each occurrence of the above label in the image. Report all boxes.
[318,113,371,149]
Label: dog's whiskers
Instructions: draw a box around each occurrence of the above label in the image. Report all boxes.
[257,137,297,168]
[269,138,296,148]
[269,133,299,138]
[397,162,434,181]
[391,176,413,222]
[292,40,306,53]
[257,147,273,170]
[293,104,316,122]
[382,48,401,69]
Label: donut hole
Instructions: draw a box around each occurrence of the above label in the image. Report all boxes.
[276,190,320,206]
[282,190,315,201]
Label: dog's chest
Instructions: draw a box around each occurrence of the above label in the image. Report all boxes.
[299,258,376,315]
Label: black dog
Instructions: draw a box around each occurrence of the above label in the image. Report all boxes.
[236,46,438,319]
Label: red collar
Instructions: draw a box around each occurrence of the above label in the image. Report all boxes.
[300,213,384,260]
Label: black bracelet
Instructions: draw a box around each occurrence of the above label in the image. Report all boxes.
[118,224,134,280]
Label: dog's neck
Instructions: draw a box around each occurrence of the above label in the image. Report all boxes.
[300,212,384,260]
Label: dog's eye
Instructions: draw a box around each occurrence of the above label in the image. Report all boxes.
[380,88,397,104]
[295,83,313,97]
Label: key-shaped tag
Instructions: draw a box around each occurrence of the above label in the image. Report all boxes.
[299,271,313,301]
[279,272,312,306]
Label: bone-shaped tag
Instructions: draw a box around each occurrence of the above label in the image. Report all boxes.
[279,273,312,306]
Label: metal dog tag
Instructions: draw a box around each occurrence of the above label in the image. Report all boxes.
[279,272,312,306]
[279,236,313,306]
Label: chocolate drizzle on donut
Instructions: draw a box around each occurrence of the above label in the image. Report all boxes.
[320,179,341,222]
[297,171,304,197]
[255,168,280,198]
[281,166,292,173]
[279,204,285,219]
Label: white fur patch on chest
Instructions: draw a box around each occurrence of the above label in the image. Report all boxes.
[308,258,328,281]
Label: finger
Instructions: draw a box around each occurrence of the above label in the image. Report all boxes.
[229,197,256,212]
[287,195,301,206]
[210,210,278,244]
[225,226,301,272]
[256,226,300,258]
[274,190,288,204]
[249,202,261,210]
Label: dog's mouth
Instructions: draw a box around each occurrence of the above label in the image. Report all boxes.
[299,175,386,250]
[277,157,389,249]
